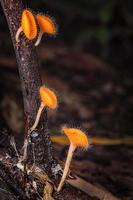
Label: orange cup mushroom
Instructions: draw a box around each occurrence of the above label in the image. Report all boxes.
[16,9,37,42]
[28,86,57,135]
[57,128,89,192]
[35,14,57,46]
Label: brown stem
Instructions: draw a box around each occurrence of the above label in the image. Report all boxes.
[0,0,54,174]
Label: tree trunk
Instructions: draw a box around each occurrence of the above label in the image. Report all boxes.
[0,0,54,174]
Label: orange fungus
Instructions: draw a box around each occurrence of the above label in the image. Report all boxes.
[21,9,37,40]
[39,86,57,109]
[35,14,57,46]
[62,128,89,148]
[37,14,57,35]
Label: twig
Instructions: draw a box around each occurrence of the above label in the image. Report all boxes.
[67,175,120,200]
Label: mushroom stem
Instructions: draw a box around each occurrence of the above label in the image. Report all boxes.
[28,102,45,135]
[57,143,76,192]
[15,26,23,42]
[35,31,43,46]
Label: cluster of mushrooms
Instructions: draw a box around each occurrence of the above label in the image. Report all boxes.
[16,9,89,192]
[28,86,89,192]
[16,9,57,46]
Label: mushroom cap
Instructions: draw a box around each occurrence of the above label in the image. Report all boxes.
[39,86,57,109]
[21,9,37,40]
[36,15,57,35]
[62,128,89,148]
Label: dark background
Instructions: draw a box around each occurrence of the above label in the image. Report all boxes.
[0,1,133,199]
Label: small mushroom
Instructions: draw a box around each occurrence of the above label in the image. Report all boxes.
[35,14,57,46]
[57,127,89,192]
[28,86,57,135]
[16,9,37,42]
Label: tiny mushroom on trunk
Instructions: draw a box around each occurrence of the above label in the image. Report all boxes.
[16,9,37,42]
[35,14,57,46]
[28,86,57,135]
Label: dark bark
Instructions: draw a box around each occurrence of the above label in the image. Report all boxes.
[0,0,54,174]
